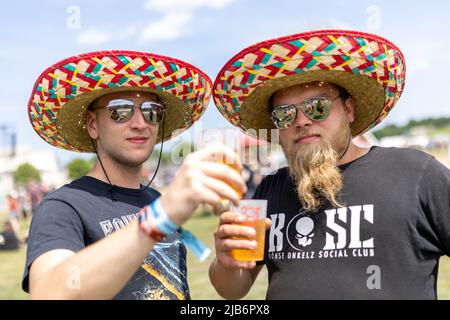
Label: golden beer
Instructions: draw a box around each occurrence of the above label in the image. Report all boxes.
[230,201,267,261]
[223,162,244,199]
[231,218,266,261]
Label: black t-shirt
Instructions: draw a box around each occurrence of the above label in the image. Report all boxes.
[23,176,190,300]
[253,146,450,299]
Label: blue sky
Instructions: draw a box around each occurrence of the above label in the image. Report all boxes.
[1,0,449,164]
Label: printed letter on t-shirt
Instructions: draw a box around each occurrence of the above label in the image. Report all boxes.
[323,208,347,250]
[269,214,285,252]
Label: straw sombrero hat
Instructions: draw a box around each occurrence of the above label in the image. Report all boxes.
[28,50,212,152]
[213,29,406,141]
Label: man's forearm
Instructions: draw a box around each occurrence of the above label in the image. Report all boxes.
[208,258,259,299]
[31,219,155,299]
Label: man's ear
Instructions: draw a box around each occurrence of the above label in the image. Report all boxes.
[85,110,99,139]
[344,97,355,123]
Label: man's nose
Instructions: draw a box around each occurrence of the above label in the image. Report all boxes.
[292,108,313,128]
[128,106,149,129]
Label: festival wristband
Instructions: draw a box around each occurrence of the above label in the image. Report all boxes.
[137,207,165,242]
[142,198,211,261]
[179,229,211,262]
[149,198,180,235]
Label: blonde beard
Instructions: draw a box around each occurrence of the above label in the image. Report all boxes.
[282,128,350,212]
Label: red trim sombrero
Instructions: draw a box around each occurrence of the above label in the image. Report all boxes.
[28,50,212,152]
[213,29,406,141]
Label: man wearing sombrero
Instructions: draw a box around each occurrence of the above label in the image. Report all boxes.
[23,51,247,299]
[209,30,450,299]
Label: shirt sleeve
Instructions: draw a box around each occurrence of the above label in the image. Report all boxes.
[22,198,85,293]
[418,157,450,256]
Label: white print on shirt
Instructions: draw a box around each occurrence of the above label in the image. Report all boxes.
[268,204,375,261]
[99,213,138,236]
[293,217,315,247]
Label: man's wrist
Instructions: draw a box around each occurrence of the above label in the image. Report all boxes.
[149,198,180,234]
[137,206,165,242]
[138,197,181,242]
[159,195,185,226]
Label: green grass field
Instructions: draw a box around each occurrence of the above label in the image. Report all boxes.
[1,210,449,300]
[0,213,29,300]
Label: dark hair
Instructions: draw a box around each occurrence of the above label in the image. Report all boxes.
[87,98,99,112]
[268,94,276,112]
[333,83,350,102]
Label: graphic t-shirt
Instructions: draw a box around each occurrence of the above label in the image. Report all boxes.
[254,147,450,299]
[23,176,190,300]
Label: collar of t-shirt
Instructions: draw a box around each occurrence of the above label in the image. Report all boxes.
[73,175,158,199]
[337,145,378,171]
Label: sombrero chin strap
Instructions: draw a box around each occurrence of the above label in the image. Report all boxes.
[338,133,352,161]
[91,138,117,202]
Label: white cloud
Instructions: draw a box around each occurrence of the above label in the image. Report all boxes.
[144,0,236,12]
[139,12,193,42]
[399,38,441,74]
[75,0,237,46]
[443,51,450,66]
[305,19,353,31]
[138,0,237,43]
[76,28,113,45]
[117,26,140,40]
[408,58,431,73]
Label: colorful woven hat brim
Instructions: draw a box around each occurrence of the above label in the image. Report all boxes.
[213,30,406,141]
[28,50,212,152]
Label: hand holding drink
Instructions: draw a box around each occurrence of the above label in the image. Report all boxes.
[159,144,247,262]
[230,200,267,261]
[213,202,271,270]
[161,144,246,226]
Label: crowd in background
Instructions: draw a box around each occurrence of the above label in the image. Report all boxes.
[0,182,49,251]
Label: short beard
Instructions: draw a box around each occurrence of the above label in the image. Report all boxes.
[282,131,349,213]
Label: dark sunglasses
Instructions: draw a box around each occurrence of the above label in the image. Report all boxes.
[271,95,340,129]
[93,99,165,124]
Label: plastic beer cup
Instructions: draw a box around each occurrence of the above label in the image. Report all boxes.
[230,199,267,261]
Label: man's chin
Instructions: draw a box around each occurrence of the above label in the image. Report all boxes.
[117,152,152,168]
[290,140,323,154]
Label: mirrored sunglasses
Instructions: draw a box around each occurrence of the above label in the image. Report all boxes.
[271,95,339,129]
[94,99,165,124]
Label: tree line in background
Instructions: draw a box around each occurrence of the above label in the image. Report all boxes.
[66,157,96,180]
[373,116,450,139]
[13,163,41,186]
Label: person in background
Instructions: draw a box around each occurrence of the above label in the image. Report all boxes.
[0,220,20,251]
[6,192,20,235]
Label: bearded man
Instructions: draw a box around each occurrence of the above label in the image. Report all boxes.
[208,30,450,299]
